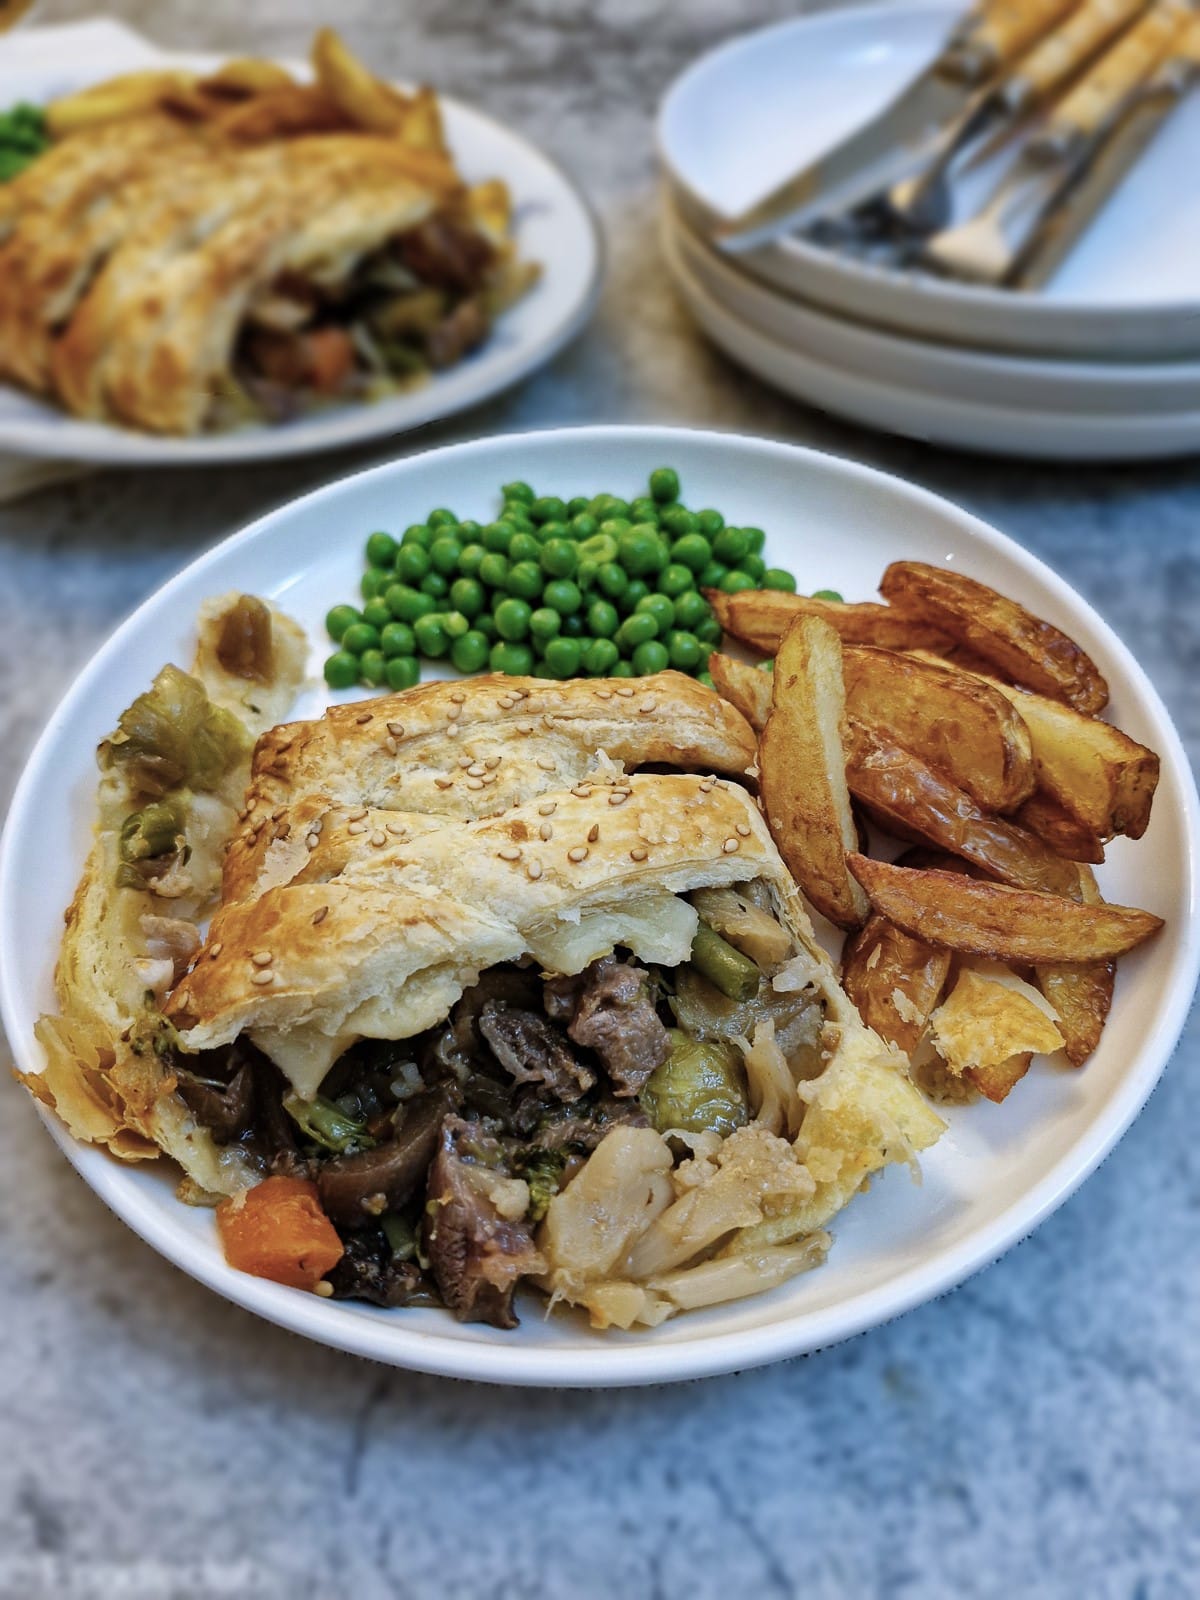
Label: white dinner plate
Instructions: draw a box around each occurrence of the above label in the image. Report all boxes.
[658,0,1200,360]
[663,219,1200,460]
[3,426,1197,1387]
[667,202,1200,416]
[0,21,602,465]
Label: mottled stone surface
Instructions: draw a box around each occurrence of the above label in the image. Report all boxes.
[1,3,1197,1596]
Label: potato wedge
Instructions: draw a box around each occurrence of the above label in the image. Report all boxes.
[707,589,954,656]
[46,71,198,138]
[213,85,351,143]
[842,645,1035,813]
[709,654,772,733]
[841,912,951,1054]
[397,85,446,152]
[847,855,1163,963]
[845,723,1081,897]
[759,617,868,929]
[930,969,1064,1104]
[312,26,410,133]
[880,561,1108,714]
[1012,791,1105,864]
[1034,868,1115,1066]
[200,59,297,98]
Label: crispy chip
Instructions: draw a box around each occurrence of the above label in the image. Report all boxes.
[707,589,954,655]
[709,653,771,732]
[930,969,1064,1103]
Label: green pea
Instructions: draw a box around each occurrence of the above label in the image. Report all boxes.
[456,520,482,543]
[583,637,620,675]
[718,570,757,595]
[495,597,533,641]
[811,587,843,602]
[662,506,699,538]
[742,527,766,555]
[671,533,712,573]
[618,526,662,578]
[543,578,582,615]
[325,604,360,642]
[543,636,582,679]
[763,569,798,592]
[612,660,635,679]
[365,530,398,567]
[323,651,359,690]
[427,508,458,529]
[508,531,541,566]
[636,593,675,633]
[587,598,620,638]
[380,621,416,658]
[632,639,670,676]
[540,538,578,579]
[569,512,598,541]
[620,579,650,614]
[502,480,534,505]
[666,630,703,671]
[505,560,542,601]
[697,668,715,690]
[649,467,680,503]
[450,629,490,674]
[628,497,661,525]
[360,568,389,602]
[659,563,694,599]
[490,640,535,675]
[578,533,618,568]
[502,508,535,533]
[529,606,561,642]
[385,654,420,691]
[534,519,569,546]
[341,621,380,656]
[402,523,433,548]
[589,494,629,521]
[441,610,470,640]
[596,562,628,600]
[483,522,513,553]
[420,572,449,599]
[478,552,510,590]
[599,517,632,543]
[561,613,586,638]
[386,583,434,623]
[531,495,567,525]
[713,526,750,565]
[362,597,392,631]
[457,543,486,578]
[429,538,463,576]
[359,649,387,687]
[696,618,723,645]
[617,612,658,652]
[395,543,431,584]
[413,614,449,658]
[697,561,728,589]
[672,590,712,630]
[697,509,725,536]
[477,613,499,642]
[742,553,767,581]
[449,577,484,619]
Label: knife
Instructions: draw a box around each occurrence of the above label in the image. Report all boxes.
[920,0,1189,282]
[713,0,1079,252]
[883,0,1155,232]
[1016,12,1200,285]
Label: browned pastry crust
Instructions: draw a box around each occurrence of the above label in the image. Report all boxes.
[222,672,758,905]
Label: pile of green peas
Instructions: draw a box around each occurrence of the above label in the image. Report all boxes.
[322,467,800,691]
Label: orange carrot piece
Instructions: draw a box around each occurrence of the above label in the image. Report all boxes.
[217,1175,343,1291]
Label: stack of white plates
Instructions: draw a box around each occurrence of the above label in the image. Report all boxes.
[656,0,1200,461]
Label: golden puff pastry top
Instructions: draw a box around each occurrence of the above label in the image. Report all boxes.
[222,671,757,906]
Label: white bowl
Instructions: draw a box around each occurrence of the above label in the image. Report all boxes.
[2,426,1196,1387]
[0,22,602,465]
[657,0,1200,360]
[662,219,1200,461]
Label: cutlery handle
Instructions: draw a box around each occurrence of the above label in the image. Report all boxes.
[964,0,1080,69]
[1047,0,1188,133]
[1017,0,1151,97]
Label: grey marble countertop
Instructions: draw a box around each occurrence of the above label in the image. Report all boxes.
[1,3,1198,1596]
